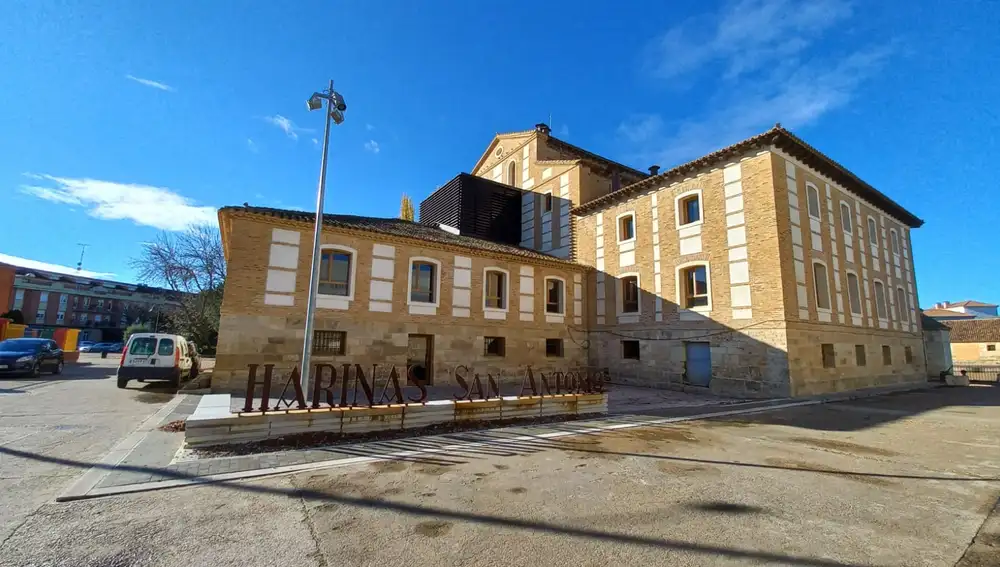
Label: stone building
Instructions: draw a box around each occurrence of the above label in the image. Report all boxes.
[944,318,1000,364]
[214,123,927,398]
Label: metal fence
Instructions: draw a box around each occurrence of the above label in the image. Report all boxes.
[950,364,1000,384]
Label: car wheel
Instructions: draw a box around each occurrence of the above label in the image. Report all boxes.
[169,371,180,389]
[117,376,129,389]
[30,363,41,378]
[52,361,63,375]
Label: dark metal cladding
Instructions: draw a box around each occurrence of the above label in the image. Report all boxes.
[419,173,523,246]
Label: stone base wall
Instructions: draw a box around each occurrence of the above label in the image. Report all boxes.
[590,323,791,399]
[212,313,588,395]
[785,321,927,396]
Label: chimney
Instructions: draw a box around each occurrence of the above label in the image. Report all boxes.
[534,123,551,135]
[648,165,660,176]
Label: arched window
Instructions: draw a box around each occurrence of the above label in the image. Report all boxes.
[873,280,888,319]
[840,202,853,234]
[846,272,862,315]
[812,261,831,311]
[507,161,517,187]
[867,217,879,246]
[806,183,821,219]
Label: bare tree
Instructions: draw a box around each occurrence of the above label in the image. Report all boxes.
[130,225,227,352]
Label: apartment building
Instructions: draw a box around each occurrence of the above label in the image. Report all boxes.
[214,123,926,398]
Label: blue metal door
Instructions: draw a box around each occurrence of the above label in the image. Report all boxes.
[685,342,712,387]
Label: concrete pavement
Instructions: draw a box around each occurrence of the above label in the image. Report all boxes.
[1,370,997,566]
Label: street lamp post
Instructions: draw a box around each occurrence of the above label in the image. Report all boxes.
[299,80,347,401]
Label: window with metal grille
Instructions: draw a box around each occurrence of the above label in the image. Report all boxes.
[319,250,352,296]
[545,338,563,357]
[822,344,835,368]
[622,340,640,360]
[484,336,505,357]
[313,331,346,355]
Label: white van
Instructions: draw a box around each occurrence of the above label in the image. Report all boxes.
[117,333,199,389]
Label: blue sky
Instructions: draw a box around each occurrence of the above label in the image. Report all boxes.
[1,1,997,307]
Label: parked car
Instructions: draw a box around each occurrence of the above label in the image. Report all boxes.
[78,341,95,352]
[84,342,111,353]
[0,338,64,377]
[117,333,198,389]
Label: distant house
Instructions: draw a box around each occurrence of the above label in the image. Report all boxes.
[944,318,1000,363]
[925,300,998,320]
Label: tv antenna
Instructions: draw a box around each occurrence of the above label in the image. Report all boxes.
[76,243,89,273]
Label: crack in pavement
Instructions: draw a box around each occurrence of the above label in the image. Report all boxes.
[296,478,328,567]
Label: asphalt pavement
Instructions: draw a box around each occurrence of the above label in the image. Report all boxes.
[0,363,997,567]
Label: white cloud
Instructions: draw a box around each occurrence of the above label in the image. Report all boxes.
[364,140,380,154]
[263,114,313,141]
[624,0,891,166]
[0,253,115,279]
[125,75,175,92]
[19,174,216,231]
[311,138,319,147]
[247,138,259,153]
[366,123,375,131]
[556,124,570,138]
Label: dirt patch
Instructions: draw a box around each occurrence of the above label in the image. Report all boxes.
[493,464,510,470]
[412,463,451,476]
[764,457,893,487]
[473,472,490,478]
[157,420,185,432]
[620,426,700,443]
[508,487,527,494]
[787,436,899,457]
[299,472,404,500]
[369,460,408,473]
[135,392,174,404]
[414,521,452,537]
[656,461,721,476]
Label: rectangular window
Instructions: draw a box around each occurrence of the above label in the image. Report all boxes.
[618,214,635,242]
[681,265,709,309]
[868,218,879,246]
[874,281,888,319]
[410,262,436,303]
[130,337,157,356]
[680,195,700,225]
[813,263,831,310]
[13,289,24,309]
[313,330,346,355]
[988,345,997,352]
[855,345,867,366]
[35,310,45,323]
[896,287,909,323]
[546,279,564,314]
[821,344,835,368]
[882,345,892,366]
[485,270,506,309]
[56,312,65,323]
[621,276,639,313]
[543,193,553,213]
[904,346,913,364]
[890,230,900,255]
[319,249,352,296]
[97,299,104,309]
[72,296,79,308]
[484,336,506,357]
[545,338,563,357]
[157,338,176,356]
[840,203,853,233]
[83,297,91,308]
[847,273,862,315]
[622,340,640,360]
[59,295,68,308]
[806,185,821,219]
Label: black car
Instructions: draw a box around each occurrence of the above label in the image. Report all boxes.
[0,338,65,377]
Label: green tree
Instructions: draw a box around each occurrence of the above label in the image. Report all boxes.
[124,323,153,342]
[0,309,25,325]
[400,194,415,221]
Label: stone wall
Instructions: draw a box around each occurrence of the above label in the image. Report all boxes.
[923,329,953,377]
[951,342,1000,364]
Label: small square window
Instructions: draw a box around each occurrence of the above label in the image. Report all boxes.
[545,338,564,357]
[313,330,346,355]
[882,345,892,366]
[904,346,913,364]
[484,336,506,357]
[622,340,640,360]
[855,345,866,366]
[988,345,997,352]
[679,194,700,225]
[821,344,835,368]
[618,214,635,242]
[543,193,553,213]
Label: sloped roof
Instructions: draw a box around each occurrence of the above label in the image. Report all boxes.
[922,308,976,319]
[571,124,924,228]
[920,313,950,331]
[944,319,1000,343]
[220,205,581,268]
[948,300,998,308]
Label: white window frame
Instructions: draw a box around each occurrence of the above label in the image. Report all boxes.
[845,270,863,315]
[812,260,832,312]
[805,182,822,220]
[482,267,510,313]
[56,311,65,323]
[675,261,712,313]
[407,256,442,307]
[873,279,888,321]
[867,216,879,247]
[617,272,641,315]
[616,211,637,244]
[840,202,853,234]
[674,189,704,229]
[318,244,358,301]
[896,286,909,323]
[889,228,900,257]
[543,276,566,315]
